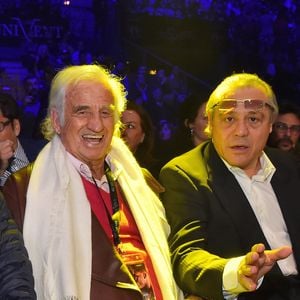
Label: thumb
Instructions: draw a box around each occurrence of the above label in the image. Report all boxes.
[267,246,292,262]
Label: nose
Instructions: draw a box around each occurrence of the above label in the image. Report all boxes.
[87,112,104,132]
[234,119,249,137]
[285,128,292,137]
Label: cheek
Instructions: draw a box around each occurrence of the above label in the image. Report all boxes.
[132,131,142,143]
[291,135,299,142]
[255,130,270,148]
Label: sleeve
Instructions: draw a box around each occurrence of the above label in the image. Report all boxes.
[159,163,228,300]
[0,192,36,299]
[223,257,264,299]
[1,164,32,232]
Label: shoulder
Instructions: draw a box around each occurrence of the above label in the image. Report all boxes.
[265,147,300,170]
[160,140,221,178]
[2,163,34,231]
[12,162,34,181]
[163,142,207,169]
[159,142,213,189]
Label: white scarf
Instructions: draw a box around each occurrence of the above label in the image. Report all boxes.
[23,135,183,300]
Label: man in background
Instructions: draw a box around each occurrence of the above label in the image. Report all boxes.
[0,92,29,186]
[267,101,300,158]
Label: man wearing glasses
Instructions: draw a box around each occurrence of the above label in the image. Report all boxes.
[0,92,29,186]
[267,102,300,156]
[160,73,300,299]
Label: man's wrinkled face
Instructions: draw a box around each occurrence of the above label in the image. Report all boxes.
[52,81,115,167]
[209,87,273,176]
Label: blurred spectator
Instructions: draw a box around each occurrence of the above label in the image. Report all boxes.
[112,61,131,90]
[71,41,93,65]
[121,101,162,184]
[158,119,174,142]
[0,92,29,187]
[21,41,38,75]
[155,91,209,167]
[34,43,55,79]
[0,191,36,298]
[55,48,73,69]
[127,66,150,106]
[175,91,209,150]
[0,68,15,98]
[147,86,177,125]
[166,65,188,98]
[268,101,300,158]
[18,75,49,141]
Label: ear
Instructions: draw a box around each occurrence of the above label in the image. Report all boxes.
[184,118,191,128]
[269,123,273,133]
[184,119,189,128]
[12,119,21,137]
[51,109,61,134]
[140,133,145,143]
[207,111,213,133]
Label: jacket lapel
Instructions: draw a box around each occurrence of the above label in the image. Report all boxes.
[205,143,269,250]
[267,148,300,269]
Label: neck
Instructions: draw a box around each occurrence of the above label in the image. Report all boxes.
[193,136,206,146]
[88,161,105,180]
[244,160,261,178]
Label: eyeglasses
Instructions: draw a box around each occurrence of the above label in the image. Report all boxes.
[0,120,11,132]
[211,99,274,111]
[273,122,300,134]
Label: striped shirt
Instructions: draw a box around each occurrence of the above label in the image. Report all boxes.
[0,139,29,186]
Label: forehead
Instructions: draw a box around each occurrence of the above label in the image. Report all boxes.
[196,102,207,114]
[66,80,114,105]
[122,110,141,122]
[226,86,268,101]
[276,113,300,125]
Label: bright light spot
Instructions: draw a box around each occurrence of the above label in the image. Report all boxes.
[149,69,157,75]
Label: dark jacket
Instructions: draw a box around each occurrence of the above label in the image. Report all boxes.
[0,191,36,299]
[159,140,300,300]
[2,164,143,300]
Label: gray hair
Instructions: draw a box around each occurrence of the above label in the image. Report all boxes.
[205,73,278,137]
[41,64,127,140]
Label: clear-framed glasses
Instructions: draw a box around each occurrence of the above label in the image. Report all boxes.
[211,99,274,111]
[273,122,300,134]
[0,120,11,132]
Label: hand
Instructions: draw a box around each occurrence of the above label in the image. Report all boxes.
[0,140,14,172]
[238,243,292,291]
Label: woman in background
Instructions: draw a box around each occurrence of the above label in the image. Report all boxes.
[157,91,209,167]
[179,92,209,148]
[121,101,164,194]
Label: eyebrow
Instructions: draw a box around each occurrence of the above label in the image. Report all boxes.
[72,104,115,112]
[72,105,89,113]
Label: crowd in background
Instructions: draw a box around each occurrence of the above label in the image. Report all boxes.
[127,0,300,99]
[0,0,300,173]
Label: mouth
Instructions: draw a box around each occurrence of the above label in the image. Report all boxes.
[277,138,293,151]
[230,145,249,150]
[82,134,104,144]
[278,141,293,150]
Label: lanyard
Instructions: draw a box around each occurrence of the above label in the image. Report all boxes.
[92,162,121,247]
